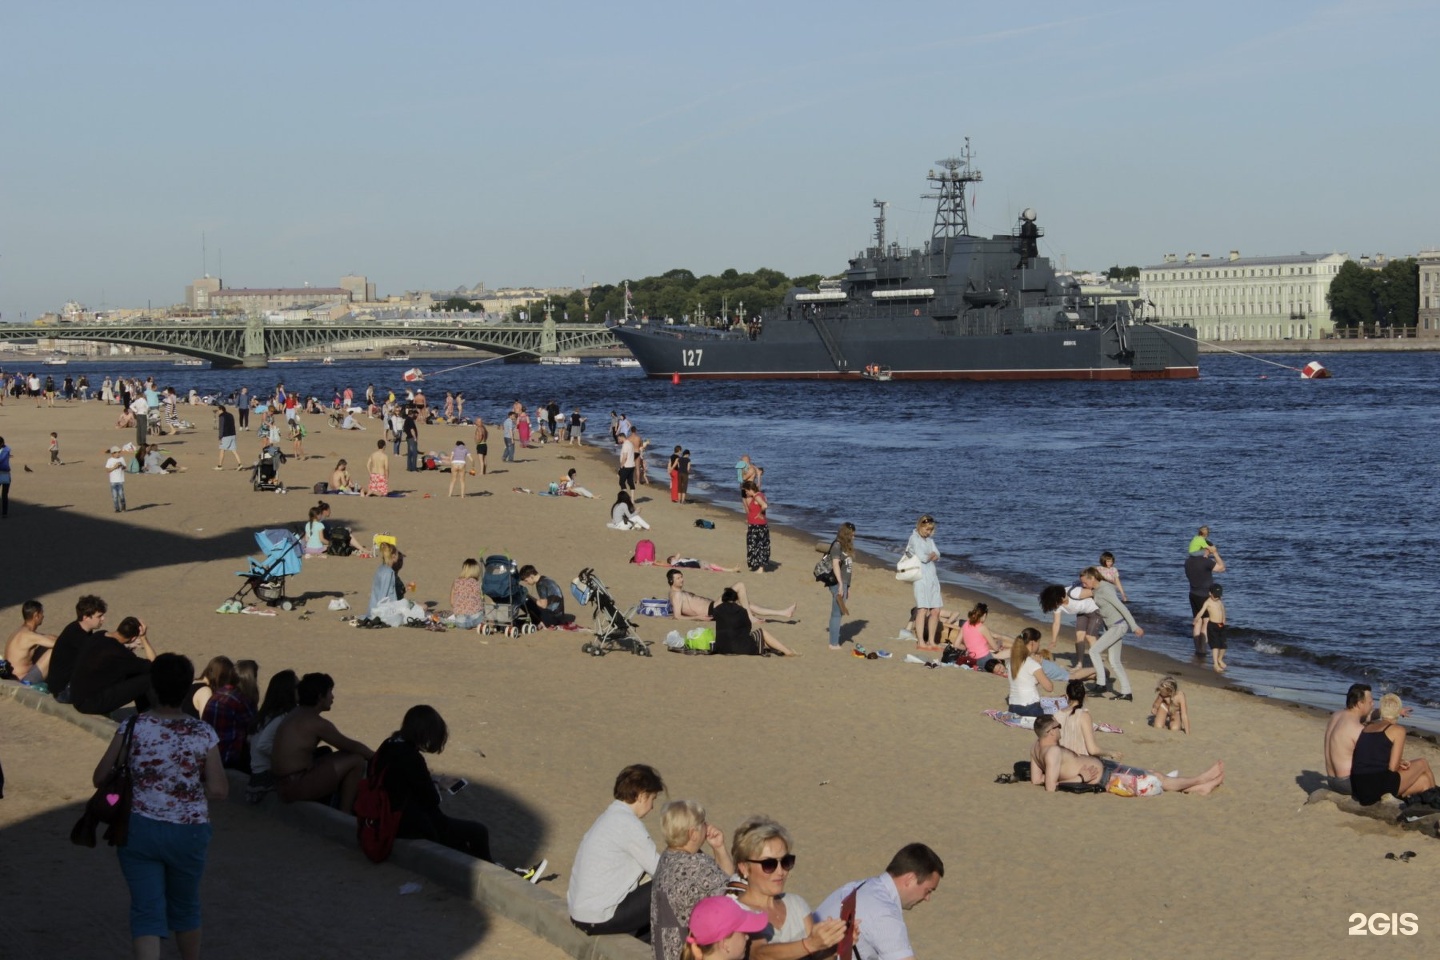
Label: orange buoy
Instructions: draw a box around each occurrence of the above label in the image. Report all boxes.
[1300,361,1331,379]
[671,373,680,385]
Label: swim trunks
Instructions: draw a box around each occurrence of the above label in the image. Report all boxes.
[368,473,388,496]
[1206,621,1227,650]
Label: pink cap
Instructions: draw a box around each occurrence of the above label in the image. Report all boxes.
[685,897,769,946]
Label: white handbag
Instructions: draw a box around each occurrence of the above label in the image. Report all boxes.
[895,552,923,583]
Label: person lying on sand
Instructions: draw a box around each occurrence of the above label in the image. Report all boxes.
[667,570,794,623]
[1030,715,1223,796]
[664,555,739,573]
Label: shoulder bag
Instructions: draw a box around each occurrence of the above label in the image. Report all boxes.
[813,541,839,586]
[895,552,923,583]
[71,716,138,848]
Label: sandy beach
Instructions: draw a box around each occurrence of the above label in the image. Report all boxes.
[2,395,1436,958]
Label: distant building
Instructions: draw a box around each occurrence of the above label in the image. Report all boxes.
[1419,251,1440,339]
[1140,251,1347,340]
[185,275,374,313]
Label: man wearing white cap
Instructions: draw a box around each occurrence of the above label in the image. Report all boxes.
[104,446,127,512]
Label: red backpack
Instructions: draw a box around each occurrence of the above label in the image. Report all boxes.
[354,755,402,863]
[631,539,656,565]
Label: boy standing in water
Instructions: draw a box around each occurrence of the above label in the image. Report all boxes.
[1194,584,1227,673]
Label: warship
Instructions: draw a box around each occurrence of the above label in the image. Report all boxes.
[613,144,1199,381]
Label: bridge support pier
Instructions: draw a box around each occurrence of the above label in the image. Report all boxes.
[241,316,269,368]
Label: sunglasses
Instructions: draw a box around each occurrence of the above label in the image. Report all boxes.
[745,854,797,874]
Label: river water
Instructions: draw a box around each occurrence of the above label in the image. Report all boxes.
[38,350,1440,728]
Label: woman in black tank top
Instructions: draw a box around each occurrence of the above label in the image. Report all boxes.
[1349,694,1436,805]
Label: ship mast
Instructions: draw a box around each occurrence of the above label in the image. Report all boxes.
[872,199,888,253]
[925,138,983,241]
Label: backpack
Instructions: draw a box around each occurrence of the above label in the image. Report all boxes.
[353,755,402,863]
[631,539,656,564]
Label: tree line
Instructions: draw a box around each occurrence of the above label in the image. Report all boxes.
[1327,259,1419,330]
[495,268,827,324]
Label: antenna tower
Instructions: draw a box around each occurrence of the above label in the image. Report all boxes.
[872,199,888,252]
[924,138,983,241]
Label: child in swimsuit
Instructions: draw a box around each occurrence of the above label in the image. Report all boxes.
[1193,584,1227,672]
[1150,676,1190,733]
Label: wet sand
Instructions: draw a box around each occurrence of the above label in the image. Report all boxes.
[1,397,1436,957]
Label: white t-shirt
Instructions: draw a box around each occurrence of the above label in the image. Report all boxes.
[106,456,127,484]
[1063,585,1098,616]
[567,800,660,923]
[1008,657,1044,706]
[620,440,636,468]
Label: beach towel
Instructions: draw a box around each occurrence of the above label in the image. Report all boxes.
[984,709,1123,734]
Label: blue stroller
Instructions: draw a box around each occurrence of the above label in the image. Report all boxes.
[229,528,304,610]
[479,554,534,634]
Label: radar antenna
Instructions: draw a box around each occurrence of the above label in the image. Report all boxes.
[872,199,888,252]
[924,138,983,241]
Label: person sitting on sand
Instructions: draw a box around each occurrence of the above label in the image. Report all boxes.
[518,564,571,627]
[330,459,356,494]
[957,603,1001,659]
[271,672,373,814]
[1349,693,1436,806]
[3,600,56,685]
[709,588,797,657]
[1150,677,1190,733]
[1323,683,1373,796]
[367,542,406,618]
[608,491,651,530]
[666,570,795,624]
[339,411,363,430]
[1058,680,1120,760]
[558,468,595,498]
[1029,715,1224,796]
[664,555,739,573]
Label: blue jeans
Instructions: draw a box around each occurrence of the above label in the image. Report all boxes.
[1008,701,1045,718]
[117,813,213,939]
[111,482,127,511]
[502,438,515,462]
[828,583,844,647]
[406,437,419,471]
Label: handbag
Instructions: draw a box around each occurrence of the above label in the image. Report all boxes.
[813,541,839,586]
[896,552,923,583]
[71,716,138,848]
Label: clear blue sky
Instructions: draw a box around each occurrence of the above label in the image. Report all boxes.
[2,0,1436,321]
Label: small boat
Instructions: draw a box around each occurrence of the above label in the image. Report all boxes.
[386,352,411,361]
[173,358,204,367]
[42,357,69,366]
[597,357,641,368]
[538,355,581,365]
[272,355,302,363]
[402,367,425,383]
[860,364,893,382]
[321,356,334,365]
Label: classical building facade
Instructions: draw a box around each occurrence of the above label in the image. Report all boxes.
[1419,251,1440,339]
[1139,252,1347,340]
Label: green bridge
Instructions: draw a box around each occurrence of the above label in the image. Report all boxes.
[0,315,621,368]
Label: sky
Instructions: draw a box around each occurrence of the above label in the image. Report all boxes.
[2,0,1437,321]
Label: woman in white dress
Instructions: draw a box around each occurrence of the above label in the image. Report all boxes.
[906,515,942,648]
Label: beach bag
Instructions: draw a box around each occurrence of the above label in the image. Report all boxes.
[685,627,715,652]
[71,717,137,848]
[631,539,656,565]
[570,579,592,606]
[354,755,402,863]
[694,519,714,529]
[637,598,672,618]
[814,541,839,586]
[896,552,923,583]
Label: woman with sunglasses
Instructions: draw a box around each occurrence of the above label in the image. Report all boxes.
[906,515,943,649]
[729,817,846,959]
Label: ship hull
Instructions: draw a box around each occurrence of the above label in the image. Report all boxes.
[614,322,1199,382]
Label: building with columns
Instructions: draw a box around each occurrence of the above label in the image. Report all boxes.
[1419,251,1440,339]
[1139,251,1347,341]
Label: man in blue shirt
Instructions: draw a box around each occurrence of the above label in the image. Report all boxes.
[813,843,943,960]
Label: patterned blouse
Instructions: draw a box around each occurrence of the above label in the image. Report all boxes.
[128,714,219,825]
[650,849,729,960]
[451,577,483,618]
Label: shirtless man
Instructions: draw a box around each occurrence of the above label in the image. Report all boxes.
[1029,715,1224,796]
[1323,683,1372,796]
[271,673,373,813]
[2,600,56,684]
[362,439,389,498]
[666,569,795,623]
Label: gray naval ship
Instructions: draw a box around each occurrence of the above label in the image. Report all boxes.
[614,144,1199,381]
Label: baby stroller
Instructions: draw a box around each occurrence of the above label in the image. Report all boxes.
[479,554,534,635]
[229,528,303,610]
[573,567,651,657]
[251,445,286,492]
